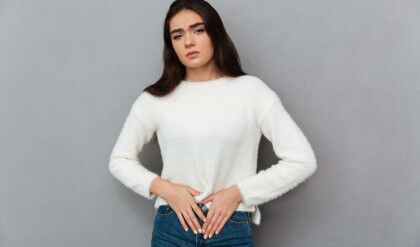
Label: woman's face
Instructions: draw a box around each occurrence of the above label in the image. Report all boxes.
[169,9,214,69]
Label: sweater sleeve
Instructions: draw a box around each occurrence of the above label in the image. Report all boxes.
[235,93,317,207]
[108,92,160,200]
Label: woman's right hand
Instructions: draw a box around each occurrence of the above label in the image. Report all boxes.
[160,181,207,234]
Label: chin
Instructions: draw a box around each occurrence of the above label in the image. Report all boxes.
[185,61,207,68]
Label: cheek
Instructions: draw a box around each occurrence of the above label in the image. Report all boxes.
[172,43,188,63]
[172,42,182,56]
[199,36,214,56]
[202,34,213,48]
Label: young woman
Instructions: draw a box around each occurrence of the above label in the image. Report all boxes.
[109,0,317,246]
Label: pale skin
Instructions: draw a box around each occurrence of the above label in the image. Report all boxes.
[149,9,245,239]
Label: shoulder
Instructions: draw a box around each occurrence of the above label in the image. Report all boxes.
[236,74,279,102]
[134,90,160,106]
[129,90,159,116]
[127,90,159,128]
[239,75,284,124]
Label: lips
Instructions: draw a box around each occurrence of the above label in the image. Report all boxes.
[186,51,199,57]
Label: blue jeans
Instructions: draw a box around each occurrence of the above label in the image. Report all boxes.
[151,203,254,246]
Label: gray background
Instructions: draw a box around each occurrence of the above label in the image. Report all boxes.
[1,0,419,246]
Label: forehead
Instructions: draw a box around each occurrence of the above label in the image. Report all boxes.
[169,9,204,30]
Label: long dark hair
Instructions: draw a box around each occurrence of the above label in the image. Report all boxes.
[144,0,247,97]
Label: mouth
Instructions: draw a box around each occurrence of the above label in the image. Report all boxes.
[186,51,200,58]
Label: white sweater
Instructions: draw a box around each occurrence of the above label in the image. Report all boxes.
[109,75,317,225]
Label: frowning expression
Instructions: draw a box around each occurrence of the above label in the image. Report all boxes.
[169,9,214,68]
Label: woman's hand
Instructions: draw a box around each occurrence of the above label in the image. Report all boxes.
[159,181,207,234]
[197,185,243,239]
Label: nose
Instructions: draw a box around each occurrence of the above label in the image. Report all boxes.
[184,30,195,46]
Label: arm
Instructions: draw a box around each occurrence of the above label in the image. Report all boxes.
[109,92,160,200]
[235,94,317,206]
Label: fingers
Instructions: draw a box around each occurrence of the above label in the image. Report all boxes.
[174,205,205,234]
[201,208,212,235]
[203,210,231,239]
[175,210,189,232]
[175,208,200,233]
[198,194,213,204]
[171,185,207,234]
[214,215,229,235]
[203,209,218,239]
[179,208,197,234]
[186,186,201,196]
[187,187,206,225]
[185,207,203,234]
[191,202,207,223]
[208,215,224,238]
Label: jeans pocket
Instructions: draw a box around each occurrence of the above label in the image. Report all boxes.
[227,211,249,224]
[155,205,174,216]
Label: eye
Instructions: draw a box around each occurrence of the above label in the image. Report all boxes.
[173,34,182,40]
[195,28,205,34]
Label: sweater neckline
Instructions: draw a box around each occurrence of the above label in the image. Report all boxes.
[179,76,231,87]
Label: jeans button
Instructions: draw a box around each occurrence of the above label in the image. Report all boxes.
[201,205,207,211]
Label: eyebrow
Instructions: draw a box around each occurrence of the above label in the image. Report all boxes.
[170,22,205,35]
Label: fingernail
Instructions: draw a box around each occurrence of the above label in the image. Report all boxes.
[194,230,197,234]
[209,234,213,238]
[204,235,207,239]
[215,231,219,235]
[198,228,202,233]
[185,228,188,232]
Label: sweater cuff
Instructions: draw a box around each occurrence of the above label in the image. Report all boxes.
[140,173,160,200]
[234,181,254,207]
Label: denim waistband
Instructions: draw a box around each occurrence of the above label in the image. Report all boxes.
[157,203,252,217]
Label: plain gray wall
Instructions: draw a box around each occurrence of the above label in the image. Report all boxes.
[1,0,419,246]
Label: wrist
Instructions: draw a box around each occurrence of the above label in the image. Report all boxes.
[150,177,172,197]
[231,184,244,203]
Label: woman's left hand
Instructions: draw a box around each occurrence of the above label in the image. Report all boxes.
[197,184,243,239]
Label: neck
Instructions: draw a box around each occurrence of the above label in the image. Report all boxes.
[185,61,224,82]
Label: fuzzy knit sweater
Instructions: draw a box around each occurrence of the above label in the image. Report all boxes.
[109,74,317,226]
